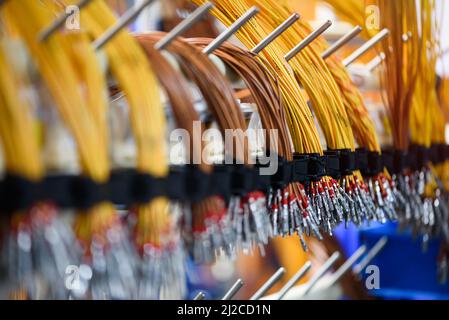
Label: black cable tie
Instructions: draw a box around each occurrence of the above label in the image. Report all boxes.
[184,165,210,202]
[293,153,326,182]
[269,157,293,187]
[382,148,408,174]
[324,149,356,178]
[0,174,40,213]
[367,151,384,176]
[109,169,135,206]
[210,164,232,199]
[291,156,308,183]
[230,165,256,196]
[409,144,430,170]
[355,148,368,173]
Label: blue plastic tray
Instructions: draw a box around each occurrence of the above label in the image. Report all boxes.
[336,222,449,300]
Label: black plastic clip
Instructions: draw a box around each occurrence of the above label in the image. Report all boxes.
[324,149,356,178]
[382,148,408,174]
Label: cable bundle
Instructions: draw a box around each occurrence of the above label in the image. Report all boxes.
[192,0,385,236]
[1,1,114,299]
[187,38,321,249]
[62,0,187,299]
[250,0,384,227]
[280,3,397,223]
[0,39,77,300]
[136,33,278,261]
[324,0,449,286]
[405,0,449,250]
[0,0,181,299]
[136,35,232,265]
[374,0,447,251]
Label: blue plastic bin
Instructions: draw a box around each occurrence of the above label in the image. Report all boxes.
[355,222,449,300]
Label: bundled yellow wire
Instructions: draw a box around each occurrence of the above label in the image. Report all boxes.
[0,41,44,299]
[311,0,383,152]
[326,56,380,151]
[193,0,358,156]
[376,0,420,152]
[60,0,171,249]
[192,0,379,230]
[415,1,449,191]
[254,0,356,152]
[410,0,438,149]
[193,0,321,155]
[234,3,380,224]
[407,0,444,202]
[273,2,382,156]
[439,77,449,122]
[2,0,118,252]
[373,0,449,245]
[322,0,377,39]
[0,46,43,182]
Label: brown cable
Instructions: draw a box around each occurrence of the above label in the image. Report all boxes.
[187,38,292,161]
[135,33,250,166]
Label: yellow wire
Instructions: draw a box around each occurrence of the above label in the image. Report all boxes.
[60,0,171,247]
[0,43,43,181]
[2,1,116,248]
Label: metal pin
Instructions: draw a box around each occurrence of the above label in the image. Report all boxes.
[193,291,206,300]
[221,278,244,300]
[277,261,312,300]
[402,33,409,42]
[38,0,94,42]
[251,13,300,55]
[300,252,340,297]
[322,25,362,59]
[366,52,386,72]
[202,6,260,55]
[250,267,286,300]
[155,2,214,50]
[284,20,332,62]
[342,28,389,67]
[326,245,367,288]
[402,31,413,42]
[353,236,388,275]
[93,0,157,51]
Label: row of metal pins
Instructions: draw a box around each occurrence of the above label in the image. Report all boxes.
[393,169,449,250]
[193,237,388,300]
[276,237,387,300]
[38,0,157,50]
[38,1,389,67]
